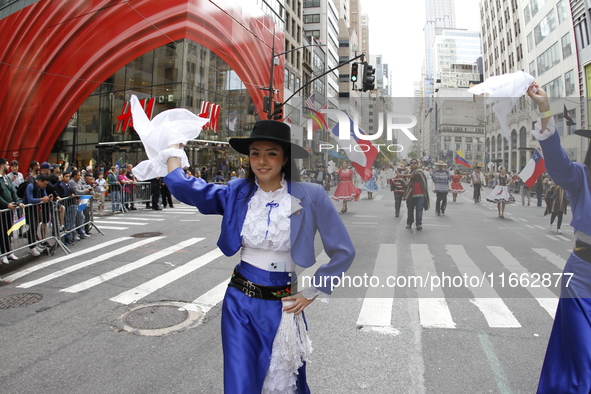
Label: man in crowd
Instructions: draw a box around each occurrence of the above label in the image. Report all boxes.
[21,173,53,256]
[389,166,407,218]
[402,159,430,231]
[431,161,451,216]
[69,170,92,240]
[125,163,137,210]
[471,166,483,203]
[107,165,121,213]
[8,160,24,192]
[0,158,24,264]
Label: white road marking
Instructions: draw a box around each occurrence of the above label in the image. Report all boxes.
[356,244,397,328]
[412,244,455,329]
[17,237,164,289]
[61,238,204,293]
[3,237,133,282]
[110,248,225,305]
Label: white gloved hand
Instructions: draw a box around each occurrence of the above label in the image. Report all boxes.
[129,95,210,180]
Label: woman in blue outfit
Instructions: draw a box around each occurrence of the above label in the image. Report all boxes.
[163,120,355,394]
[528,82,591,393]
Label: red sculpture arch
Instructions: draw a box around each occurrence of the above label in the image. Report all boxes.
[0,0,284,167]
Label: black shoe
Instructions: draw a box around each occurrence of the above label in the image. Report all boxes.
[146,205,152,209]
[169,205,174,208]
[130,207,137,211]
[395,212,399,217]
[153,207,162,211]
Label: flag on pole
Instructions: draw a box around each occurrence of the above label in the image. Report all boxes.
[330,115,378,181]
[304,93,315,111]
[116,158,122,171]
[454,149,471,168]
[78,195,92,211]
[7,215,26,235]
[518,149,546,188]
[564,105,575,126]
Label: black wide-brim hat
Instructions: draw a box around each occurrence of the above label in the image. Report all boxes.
[229,120,309,159]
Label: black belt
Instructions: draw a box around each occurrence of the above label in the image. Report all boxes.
[574,240,591,263]
[228,267,294,300]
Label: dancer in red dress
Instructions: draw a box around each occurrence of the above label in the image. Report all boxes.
[332,161,360,213]
[449,169,465,202]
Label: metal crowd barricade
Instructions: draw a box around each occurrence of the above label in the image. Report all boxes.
[0,196,106,260]
[104,182,151,213]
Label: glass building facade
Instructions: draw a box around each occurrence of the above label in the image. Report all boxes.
[49,39,257,174]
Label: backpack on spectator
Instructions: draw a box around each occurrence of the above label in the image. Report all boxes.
[16,179,33,199]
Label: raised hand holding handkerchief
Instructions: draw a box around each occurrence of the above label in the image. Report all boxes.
[129,95,210,180]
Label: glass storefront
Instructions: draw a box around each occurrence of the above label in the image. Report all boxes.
[49,39,256,175]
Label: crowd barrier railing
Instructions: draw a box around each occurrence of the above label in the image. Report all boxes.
[0,195,105,260]
[104,182,151,213]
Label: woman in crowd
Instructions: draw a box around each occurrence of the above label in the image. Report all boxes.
[332,160,360,213]
[161,120,355,393]
[486,166,515,218]
[449,169,464,202]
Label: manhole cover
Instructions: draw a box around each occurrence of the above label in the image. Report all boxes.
[131,232,163,238]
[123,305,189,330]
[0,293,43,309]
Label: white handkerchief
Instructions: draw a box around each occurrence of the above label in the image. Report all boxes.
[467,71,534,141]
[130,95,209,180]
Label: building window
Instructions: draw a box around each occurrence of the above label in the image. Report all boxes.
[527,32,534,52]
[303,14,320,23]
[305,30,320,40]
[529,60,537,77]
[531,0,547,17]
[542,76,563,98]
[565,69,575,96]
[562,33,572,58]
[557,0,569,24]
[534,11,557,46]
[575,18,590,50]
[303,0,320,7]
[537,42,561,75]
[524,5,531,24]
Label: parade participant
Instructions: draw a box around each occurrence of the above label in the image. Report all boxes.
[544,184,568,235]
[470,166,483,203]
[389,166,407,217]
[431,161,451,216]
[332,160,360,213]
[131,107,355,393]
[402,159,430,230]
[486,167,514,218]
[528,82,591,393]
[449,169,465,202]
[360,169,379,199]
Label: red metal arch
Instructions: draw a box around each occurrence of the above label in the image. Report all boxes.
[0,0,284,167]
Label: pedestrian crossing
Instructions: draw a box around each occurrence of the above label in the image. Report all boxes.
[2,237,569,331]
[94,205,199,230]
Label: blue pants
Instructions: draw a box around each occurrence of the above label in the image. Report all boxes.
[537,253,591,393]
[221,262,310,394]
[406,196,425,225]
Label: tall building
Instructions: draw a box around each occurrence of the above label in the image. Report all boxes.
[480,0,580,169]
[424,0,457,100]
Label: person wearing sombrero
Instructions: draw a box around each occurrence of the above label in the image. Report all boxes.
[527,83,591,393]
[131,107,355,394]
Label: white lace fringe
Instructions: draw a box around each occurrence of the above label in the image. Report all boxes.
[262,301,313,394]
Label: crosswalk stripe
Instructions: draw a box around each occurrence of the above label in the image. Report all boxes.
[412,244,455,329]
[556,235,570,241]
[356,244,397,328]
[104,217,165,221]
[95,226,129,230]
[532,248,567,270]
[488,246,558,317]
[447,245,520,328]
[181,280,228,314]
[545,234,559,241]
[93,220,148,226]
[61,238,204,293]
[110,248,225,305]
[373,195,383,201]
[17,237,164,289]
[3,237,133,283]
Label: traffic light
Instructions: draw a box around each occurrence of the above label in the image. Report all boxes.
[351,63,359,82]
[362,62,376,91]
[272,101,283,120]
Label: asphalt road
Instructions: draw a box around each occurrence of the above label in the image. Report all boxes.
[0,183,572,393]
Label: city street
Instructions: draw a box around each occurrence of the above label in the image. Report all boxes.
[0,183,571,393]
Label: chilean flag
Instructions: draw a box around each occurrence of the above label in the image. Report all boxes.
[330,115,378,181]
[518,149,546,188]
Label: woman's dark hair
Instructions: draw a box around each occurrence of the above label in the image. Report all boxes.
[246,143,300,184]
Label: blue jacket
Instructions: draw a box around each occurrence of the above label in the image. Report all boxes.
[164,168,355,294]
